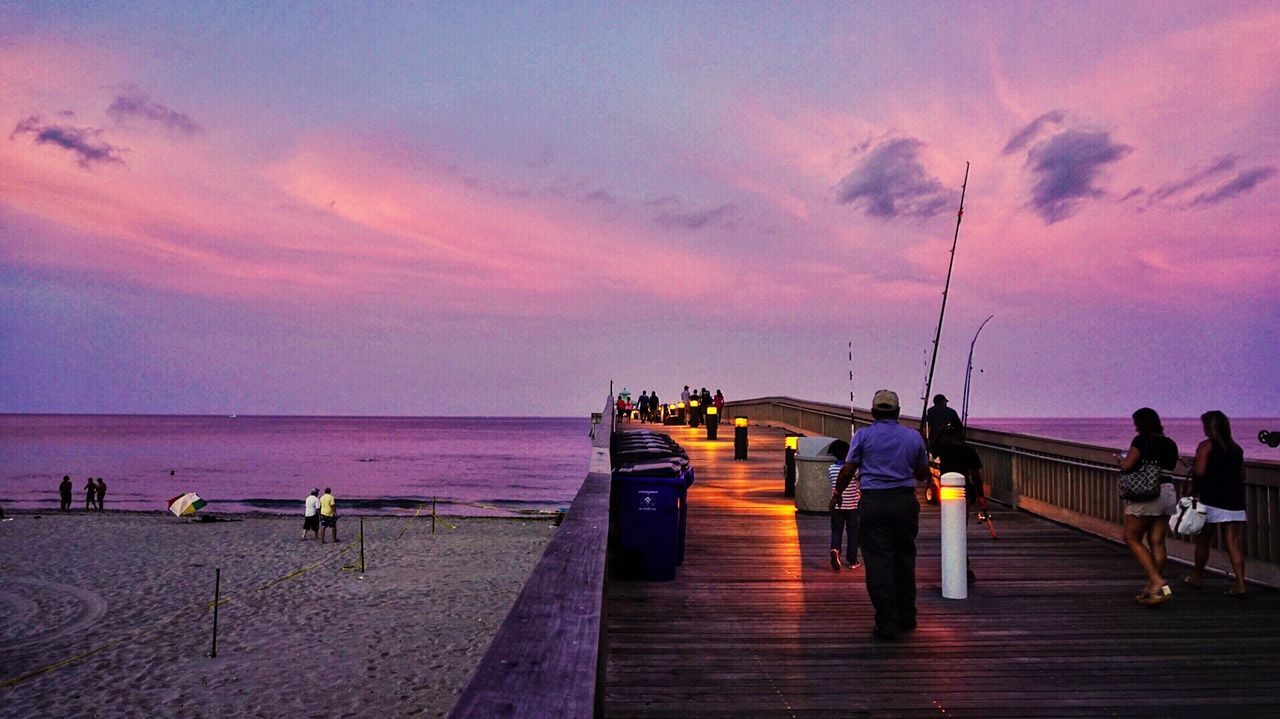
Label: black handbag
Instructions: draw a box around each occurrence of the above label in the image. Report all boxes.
[1118,438,1164,502]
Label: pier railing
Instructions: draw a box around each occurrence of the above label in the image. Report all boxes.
[722,396,1280,588]
[449,396,614,718]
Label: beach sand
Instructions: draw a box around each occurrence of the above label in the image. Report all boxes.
[0,511,554,718]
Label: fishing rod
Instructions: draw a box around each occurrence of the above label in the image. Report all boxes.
[919,162,970,436]
[961,314,994,429]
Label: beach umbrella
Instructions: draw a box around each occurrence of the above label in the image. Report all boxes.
[168,492,207,517]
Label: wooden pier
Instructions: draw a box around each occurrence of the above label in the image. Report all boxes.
[603,422,1280,718]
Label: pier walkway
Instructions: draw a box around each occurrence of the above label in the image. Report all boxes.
[603,422,1280,718]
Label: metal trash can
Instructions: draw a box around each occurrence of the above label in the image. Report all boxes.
[795,436,838,513]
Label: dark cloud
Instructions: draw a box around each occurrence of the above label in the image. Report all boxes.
[1189,166,1277,207]
[106,87,203,136]
[583,189,619,205]
[835,138,948,219]
[10,115,126,169]
[1117,187,1144,203]
[653,201,737,230]
[1024,129,1131,223]
[1149,155,1237,203]
[1002,110,1067,155]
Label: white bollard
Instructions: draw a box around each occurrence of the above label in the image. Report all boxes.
[940,472,968,599]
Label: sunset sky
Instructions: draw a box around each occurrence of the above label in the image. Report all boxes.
[2,2,1277,418]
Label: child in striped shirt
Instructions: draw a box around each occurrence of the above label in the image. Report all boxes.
[827,439,861,571]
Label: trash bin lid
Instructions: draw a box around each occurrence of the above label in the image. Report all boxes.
[613,459,689,479]
[796,436,839,461]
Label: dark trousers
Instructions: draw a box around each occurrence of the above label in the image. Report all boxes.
[858,488,919,631]
[830,509,859,563]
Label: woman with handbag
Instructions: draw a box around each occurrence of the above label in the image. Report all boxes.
[1116,407,1179,606]
[1182,410,1248,597]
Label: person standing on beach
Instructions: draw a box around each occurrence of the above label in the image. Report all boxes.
[1117,407,1179,606]
[95,478,107,511]
[59,475,73,511]
[84,477,96,510]
[319,487,338,543]
[302,488,321,540]
[1183,410,1248,597]
[831,389,930,640]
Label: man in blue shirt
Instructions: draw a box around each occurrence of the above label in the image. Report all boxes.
[832,389,930,640]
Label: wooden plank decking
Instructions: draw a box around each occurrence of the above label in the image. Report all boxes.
[604,423,1280,718]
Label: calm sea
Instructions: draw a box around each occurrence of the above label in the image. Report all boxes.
[3,414,1276,516]
[969,416,1280,462]
[0,415,590,516]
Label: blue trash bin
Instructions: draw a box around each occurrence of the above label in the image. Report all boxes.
[612,461,688,581]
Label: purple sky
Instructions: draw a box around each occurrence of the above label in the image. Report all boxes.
[1,2,1277,417]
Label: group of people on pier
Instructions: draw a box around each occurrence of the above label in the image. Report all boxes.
[821,388,1251,640]
[1120,407,1248,604]
[616,386,724,425]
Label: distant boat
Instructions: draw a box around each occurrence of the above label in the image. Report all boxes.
[228,414,238,418]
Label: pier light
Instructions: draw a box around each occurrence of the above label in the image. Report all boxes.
[677,402,685,409]
[705,406,717,415]
[689,399,700,408]
[733,417,749,460]
[784,435,798,451]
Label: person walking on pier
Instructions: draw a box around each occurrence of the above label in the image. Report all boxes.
[832,389,930,640]
[1183,410,1248,597]
[826,439,860,571]
[1118,407,1179,606]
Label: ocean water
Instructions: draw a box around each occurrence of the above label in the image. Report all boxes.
[969,416,1280,462]
[0,415,591,516]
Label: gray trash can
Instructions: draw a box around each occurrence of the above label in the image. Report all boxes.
[795,436,839,513]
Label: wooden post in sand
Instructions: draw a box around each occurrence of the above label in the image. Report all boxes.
[432,497,437,535]
[210,567,221,658]
[359,517,365,573]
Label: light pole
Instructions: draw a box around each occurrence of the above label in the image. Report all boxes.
[961,315,993,429]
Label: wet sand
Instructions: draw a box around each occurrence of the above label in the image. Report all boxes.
[0,511,554,717]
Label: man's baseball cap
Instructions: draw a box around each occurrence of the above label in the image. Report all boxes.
[872,389,900,411]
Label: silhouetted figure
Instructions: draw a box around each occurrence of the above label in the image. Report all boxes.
[84,478,96,510]
[924,394,961,451]
[95,478,107,511]
[60,475,73,511]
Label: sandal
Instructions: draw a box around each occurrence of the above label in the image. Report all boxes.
[1138,585,1172,606]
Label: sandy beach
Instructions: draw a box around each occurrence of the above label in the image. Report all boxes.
[0,510,554,718]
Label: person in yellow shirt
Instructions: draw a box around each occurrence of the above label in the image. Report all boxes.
[319,487,338,543]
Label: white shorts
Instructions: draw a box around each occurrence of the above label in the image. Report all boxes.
[1202,502,1247,524]
[1125,482,1177,516]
